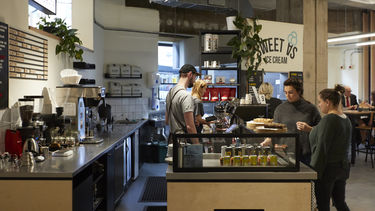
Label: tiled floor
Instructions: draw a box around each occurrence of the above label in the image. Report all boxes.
[116,152,375,211]
[115,163,168,211]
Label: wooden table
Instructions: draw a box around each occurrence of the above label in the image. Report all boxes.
[343,110,374,164]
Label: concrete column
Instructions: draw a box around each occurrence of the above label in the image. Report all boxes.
[303,0,328,104]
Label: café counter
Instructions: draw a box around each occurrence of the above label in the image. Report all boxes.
[0,120,148,211]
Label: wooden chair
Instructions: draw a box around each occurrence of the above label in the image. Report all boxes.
[355,112,375,168]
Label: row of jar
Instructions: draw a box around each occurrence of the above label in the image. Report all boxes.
[108,82,142,96]
[221,144,271,157]
[107,64,142,78]
[202,88,236,101]
[203,34,220,52]
[220,154,278,166]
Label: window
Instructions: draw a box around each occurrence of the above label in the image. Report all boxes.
[28,0,72,28]
[158,42,173,67]
[263,72,289,101]
[158,41,181,100]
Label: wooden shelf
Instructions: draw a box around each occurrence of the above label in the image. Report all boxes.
[28,26,61,41]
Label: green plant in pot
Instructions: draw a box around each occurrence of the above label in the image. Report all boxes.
[38,17,84,61]
[227,15,267,80]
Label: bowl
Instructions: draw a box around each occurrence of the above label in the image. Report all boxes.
[61,75,82,85]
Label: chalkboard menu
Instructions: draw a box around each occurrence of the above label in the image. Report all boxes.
[0,22,9,109]
[9,27,48,80]
[247,71,263,91]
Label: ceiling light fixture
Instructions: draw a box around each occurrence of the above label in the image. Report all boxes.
[349,0,375,5]
[356,40,375,46]
[328,32,375,43]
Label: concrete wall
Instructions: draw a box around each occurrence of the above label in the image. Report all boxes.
[328,47,363,100]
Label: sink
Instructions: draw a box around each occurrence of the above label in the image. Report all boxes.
[149,118,165,128]
[115,120,139,124]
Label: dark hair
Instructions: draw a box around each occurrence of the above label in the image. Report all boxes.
[319,84,344,107]
[284,78,303,96]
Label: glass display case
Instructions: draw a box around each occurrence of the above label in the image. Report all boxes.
[172,133,299,172]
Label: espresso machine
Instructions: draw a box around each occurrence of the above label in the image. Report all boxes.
[55,85,105,144]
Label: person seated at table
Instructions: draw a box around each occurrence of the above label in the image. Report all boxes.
[258,82,282,118]
[341,86,358,110]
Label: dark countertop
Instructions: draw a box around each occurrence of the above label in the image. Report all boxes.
[0,120,148,179]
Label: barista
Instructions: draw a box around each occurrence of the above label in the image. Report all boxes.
[165,64,200,144]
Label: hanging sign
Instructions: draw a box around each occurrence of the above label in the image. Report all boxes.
[256,20,304,72]
[29,0,57,15]
[0,22,9,109]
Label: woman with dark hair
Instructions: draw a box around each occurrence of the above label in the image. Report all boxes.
[262,78,321,165]
[297,84,351,211]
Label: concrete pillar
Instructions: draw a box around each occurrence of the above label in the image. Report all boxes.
[276,0,327,104]
[303,0,328,104]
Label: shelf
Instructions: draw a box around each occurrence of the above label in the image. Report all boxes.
[207,83,240,87]
[106,93,142,98]
[93,174,104,184]
[93,197,104,211]
[201,67,238,70]
[160,83,177,85]
[104,73,142,79]
[201,51,232,55]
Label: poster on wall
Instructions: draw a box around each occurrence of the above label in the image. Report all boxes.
[0,22,9,109]
[256,20,304,73]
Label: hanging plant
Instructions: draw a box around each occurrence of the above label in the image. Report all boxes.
[38,17,84,61]
[227,15,267,80]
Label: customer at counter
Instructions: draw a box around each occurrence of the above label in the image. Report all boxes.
[258,82,282,118]
[341,85,358,110]
[296,85,351,211]
[191,79,209,133]
[261,78,321,165]
[165,64,200,144]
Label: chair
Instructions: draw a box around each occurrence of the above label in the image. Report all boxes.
[355,112,375,168]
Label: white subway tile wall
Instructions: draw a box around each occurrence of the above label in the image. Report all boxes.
[106,98,149,121]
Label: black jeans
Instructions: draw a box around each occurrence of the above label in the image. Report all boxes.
[315,163,350,211]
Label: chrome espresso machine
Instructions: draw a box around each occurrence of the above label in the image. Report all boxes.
[55,85,106,144]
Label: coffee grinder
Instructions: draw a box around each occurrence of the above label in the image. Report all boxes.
[18,98,37,142]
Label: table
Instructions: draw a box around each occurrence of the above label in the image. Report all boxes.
[343,110,374,164]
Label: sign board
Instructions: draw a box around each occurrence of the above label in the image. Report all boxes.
[256,20,304,72]
[0,22,9,109]
[29,0,56,15]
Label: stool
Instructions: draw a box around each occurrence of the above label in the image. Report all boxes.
[355,112,375,168]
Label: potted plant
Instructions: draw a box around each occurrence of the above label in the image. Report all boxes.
[38,17,84,61]
[227,15,267,80]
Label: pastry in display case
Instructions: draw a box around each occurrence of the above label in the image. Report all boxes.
[172,133,299,172]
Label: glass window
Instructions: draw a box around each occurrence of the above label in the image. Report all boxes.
[158,42,173,67]
[29,0,72,28]
[263,72,289,101]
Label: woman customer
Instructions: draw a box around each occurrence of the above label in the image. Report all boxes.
[258,82,282,118]
[261,78,321,165]
[191,79,209,133]
[296,85,351,211]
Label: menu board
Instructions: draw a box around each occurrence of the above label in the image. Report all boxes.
[8,27,48,80]
[0,22,8,109]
